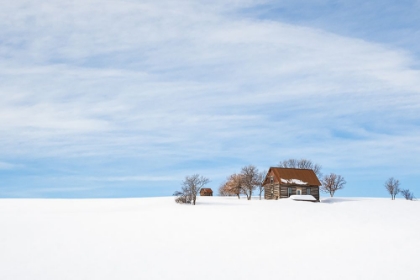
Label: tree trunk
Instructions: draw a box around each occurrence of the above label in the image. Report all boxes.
[237,194,240,199]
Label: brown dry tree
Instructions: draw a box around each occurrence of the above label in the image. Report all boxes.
[219,173,243,199]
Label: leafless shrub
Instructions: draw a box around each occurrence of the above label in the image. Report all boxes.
[401,189,414,200]
[385,177,400,200]
[173,190,191,204]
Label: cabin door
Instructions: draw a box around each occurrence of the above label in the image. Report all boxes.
[296,189,302,195]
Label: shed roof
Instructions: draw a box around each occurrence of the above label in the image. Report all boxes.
[266,167,321,186]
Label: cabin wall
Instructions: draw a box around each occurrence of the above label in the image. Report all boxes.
[264,184,280,200]
[280,186,320,201]
[264,185,320,201]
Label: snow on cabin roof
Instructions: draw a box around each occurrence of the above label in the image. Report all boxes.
[281,178,307,185]
[289,195,317,201]
[266,167,321,186]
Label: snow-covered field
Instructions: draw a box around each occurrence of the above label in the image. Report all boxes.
[0,197,418,280]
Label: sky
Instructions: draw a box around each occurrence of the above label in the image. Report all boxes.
[0,0,419,198]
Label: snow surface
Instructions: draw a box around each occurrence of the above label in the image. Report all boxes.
[281,178,308,185]
[0,197,419,280]
[289,194,317,201]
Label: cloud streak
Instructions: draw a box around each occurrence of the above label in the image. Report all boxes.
[0,161,19,170]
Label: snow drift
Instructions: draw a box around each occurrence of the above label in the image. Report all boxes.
[0,197,418,280]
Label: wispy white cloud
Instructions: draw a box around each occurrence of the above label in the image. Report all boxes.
[0,161,19,170]
[92,176,177,182]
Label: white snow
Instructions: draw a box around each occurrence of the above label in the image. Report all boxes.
[281,178,308,185]
[0,197,419,280]
[289,194,317,201]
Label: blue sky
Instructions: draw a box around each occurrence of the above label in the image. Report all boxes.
[0,0,419,198]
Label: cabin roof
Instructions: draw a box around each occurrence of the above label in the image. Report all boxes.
[266,167,321,186]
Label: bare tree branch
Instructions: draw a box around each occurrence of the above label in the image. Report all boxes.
[278,158,322,178]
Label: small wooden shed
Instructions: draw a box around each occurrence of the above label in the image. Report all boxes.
[200,188,213,196]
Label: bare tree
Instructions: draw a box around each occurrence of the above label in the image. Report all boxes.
[321,173,346,197]
[400,189,414,200]
[219,173,243,199]
[256,170,266,200]
[174,174,210,205]
[240,165,260,200]
[278,158,322,178]
[385,177,400,200]
[219,166,263,200]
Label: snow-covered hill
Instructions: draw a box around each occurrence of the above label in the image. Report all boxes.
[0,197,418,280]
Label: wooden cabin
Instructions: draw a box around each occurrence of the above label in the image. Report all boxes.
[200,188,213,196]
[263,167,321,201]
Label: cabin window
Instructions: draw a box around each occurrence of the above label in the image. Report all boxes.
[270,176,274,184]
[287,187,292,197]
[306,188,311,195]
